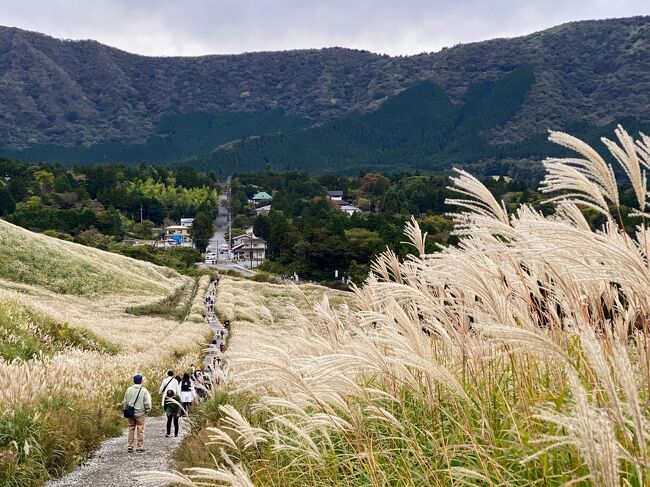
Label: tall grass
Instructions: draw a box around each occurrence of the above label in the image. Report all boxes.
[0,223,212,486]
[0,220,176,296]
[127,277,200,321]
[141,126,650,486]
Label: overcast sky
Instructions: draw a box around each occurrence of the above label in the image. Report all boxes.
[1,0,648,56]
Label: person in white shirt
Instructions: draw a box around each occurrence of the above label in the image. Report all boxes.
[179,372,197,414]
[158,370,180,406]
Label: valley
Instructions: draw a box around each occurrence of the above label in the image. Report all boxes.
[2,8,650,487]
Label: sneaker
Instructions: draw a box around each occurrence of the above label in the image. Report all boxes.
[135,448,145,453]
[165,434,170,438]
[174,434,178,437]
[127,447,134,453]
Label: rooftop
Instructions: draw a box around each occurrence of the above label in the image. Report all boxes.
[252,191,272,200]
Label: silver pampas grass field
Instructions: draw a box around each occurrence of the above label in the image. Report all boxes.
[142,126,650,486]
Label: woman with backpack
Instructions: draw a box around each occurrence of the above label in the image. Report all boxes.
[163,389,181,437]
[179,372,196,414]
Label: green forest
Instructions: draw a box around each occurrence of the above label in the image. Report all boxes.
[4,64,648,182]
[0,110,311,166]
[228,170,538,286]
[0,158,219,273]
[2,158,644,287]
[183,69,650,181]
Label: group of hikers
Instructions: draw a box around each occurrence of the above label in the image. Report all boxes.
[122,278,226,453]
[121,365,219,452]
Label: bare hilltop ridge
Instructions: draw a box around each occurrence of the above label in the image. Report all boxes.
[0,16,649,173]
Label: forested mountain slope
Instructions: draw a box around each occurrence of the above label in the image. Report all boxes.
[0,16,648,172]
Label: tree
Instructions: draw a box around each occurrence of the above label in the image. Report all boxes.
[253,214,271,240]
[189,211,214,252]
[8,178,28,202]
[0,186,16,216]
[268,210,289,258]
[176,166,210,189]
[133,219,155,239]
[33,170,55,193]
[348,260,369,284]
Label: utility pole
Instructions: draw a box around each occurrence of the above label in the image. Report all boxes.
[249,233,253,269]
[228,185,232,262]
[140,205,143,223]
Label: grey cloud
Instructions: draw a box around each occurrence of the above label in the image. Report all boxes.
[0,0,648,56]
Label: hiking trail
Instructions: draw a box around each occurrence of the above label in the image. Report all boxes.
[46,278,225,487]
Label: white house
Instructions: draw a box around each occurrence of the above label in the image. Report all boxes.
[180,218,194,228]
[340,204,362,216]
[256,204,272,215]
[231,233,267,266]
[326,190,344,202]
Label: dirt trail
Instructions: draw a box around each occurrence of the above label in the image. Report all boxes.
[45,415,190,487]
[46,278,224,487]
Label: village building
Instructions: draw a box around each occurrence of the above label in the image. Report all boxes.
[340,204,362,215]
[326,190,362,215]
[180,217,194,228]
[326,190,344,202]
[231,232,267,266]
[163,225,193,247]
[255,204,272,215]
[249,191,273,206]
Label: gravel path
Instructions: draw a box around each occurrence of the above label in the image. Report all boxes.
[46,278,226,487]
[45,415,191,487]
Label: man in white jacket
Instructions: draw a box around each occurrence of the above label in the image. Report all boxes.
[158,370,180,406]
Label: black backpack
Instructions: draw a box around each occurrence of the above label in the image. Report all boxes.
[123,386,143,418]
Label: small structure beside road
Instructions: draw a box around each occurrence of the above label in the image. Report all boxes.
[250,191,272,206]
[163,225,194,247]
[231,232,267,266]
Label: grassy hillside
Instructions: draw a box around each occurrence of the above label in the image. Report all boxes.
[0,300,115,360]
[0,220,177,295]
[0,220,211,486]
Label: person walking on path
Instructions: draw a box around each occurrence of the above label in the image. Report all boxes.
[123,374,152,453]
[158,370,180,406]
[179,372,196,414]
[163,389,181,437]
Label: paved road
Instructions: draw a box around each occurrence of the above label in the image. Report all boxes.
[206,193,229,261]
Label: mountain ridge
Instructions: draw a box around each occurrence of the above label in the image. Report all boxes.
[0,16,649,171]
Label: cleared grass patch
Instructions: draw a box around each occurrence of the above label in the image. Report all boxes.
[126,277,199,321]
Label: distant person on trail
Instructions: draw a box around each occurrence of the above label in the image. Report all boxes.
[179,372,196,414]
[158,370,180,406]
[123,374,152,453]
[163,389,181,437]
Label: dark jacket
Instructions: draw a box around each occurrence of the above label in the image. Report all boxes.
[164,394,181,416]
